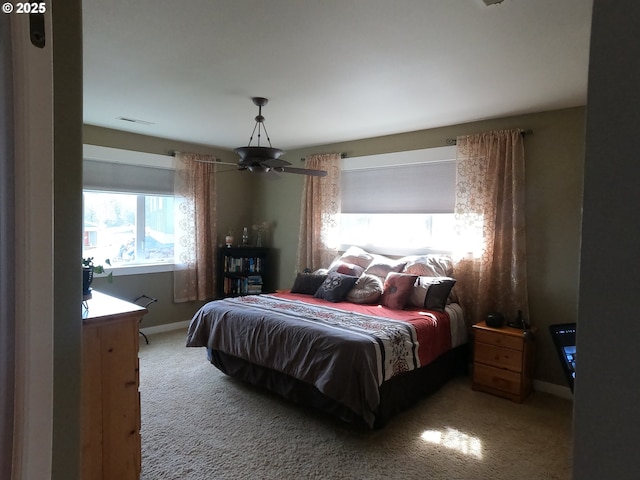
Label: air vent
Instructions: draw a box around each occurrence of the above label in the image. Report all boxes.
[117,116,155,125]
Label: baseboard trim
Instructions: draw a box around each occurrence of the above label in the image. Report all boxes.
[534,380,573,400]
[140,320,190,336]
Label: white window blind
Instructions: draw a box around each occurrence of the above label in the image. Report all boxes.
[83,159,174,194]
[341,147,456,214]
[82,144,175,194]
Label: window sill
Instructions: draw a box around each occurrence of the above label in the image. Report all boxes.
[338,244,453,257]
[95,262,175,277]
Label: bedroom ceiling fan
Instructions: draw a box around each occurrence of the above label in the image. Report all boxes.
[230,97,327,177]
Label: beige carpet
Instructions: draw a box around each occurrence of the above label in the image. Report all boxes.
[139,329,573,480]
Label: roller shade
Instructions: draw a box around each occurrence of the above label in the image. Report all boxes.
[83,159,174,195]
[341,161,456,214]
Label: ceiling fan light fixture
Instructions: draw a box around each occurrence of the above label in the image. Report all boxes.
[234,97,285,161]
[247,164,269,173]
[233,97,327,177]
[234,146,284,166]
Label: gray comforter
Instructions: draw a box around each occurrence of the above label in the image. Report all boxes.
[186,293,450,427]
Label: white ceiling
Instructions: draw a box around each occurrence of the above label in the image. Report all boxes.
[82,0,593,151]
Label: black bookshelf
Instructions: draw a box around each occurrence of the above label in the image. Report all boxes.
[217,246,273,298]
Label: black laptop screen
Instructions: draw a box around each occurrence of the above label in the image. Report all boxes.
[549,323,576,392]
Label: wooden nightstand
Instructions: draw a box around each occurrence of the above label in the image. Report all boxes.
[472,320,535,402]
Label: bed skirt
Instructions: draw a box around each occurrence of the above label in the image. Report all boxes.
[208,344,469,429]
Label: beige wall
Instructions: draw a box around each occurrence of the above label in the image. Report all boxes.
[90,272,204,329]
[255,107,586,387]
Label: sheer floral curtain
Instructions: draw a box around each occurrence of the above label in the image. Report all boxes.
[295,153,342,272]
[173,152,217,302]
[453,129,529,325]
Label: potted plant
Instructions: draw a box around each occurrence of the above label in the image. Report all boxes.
[82,257,112,297]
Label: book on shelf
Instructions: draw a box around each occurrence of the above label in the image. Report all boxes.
[223,256,263,273]
[222,275,263,296]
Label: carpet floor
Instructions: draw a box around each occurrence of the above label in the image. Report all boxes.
[139,329,573,480]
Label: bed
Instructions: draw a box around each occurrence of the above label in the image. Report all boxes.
[187,248,469,428]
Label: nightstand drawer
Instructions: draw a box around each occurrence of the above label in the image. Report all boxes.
[474,343,523,372]
[475,328,523,351]
[473,363,522,396]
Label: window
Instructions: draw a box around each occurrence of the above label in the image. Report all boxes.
[82,145,176,273]
[339,146,457,254]
[340,213,456,253]
[83,191,175,267]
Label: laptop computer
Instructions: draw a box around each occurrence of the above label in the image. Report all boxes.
[549,323,576,393]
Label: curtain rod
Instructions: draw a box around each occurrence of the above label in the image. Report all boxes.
[170,149,345,165]
[445,129,533,146]
[168,150,223,163]
[300,152,347,162]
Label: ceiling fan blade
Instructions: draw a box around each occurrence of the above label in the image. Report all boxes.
[261,158,291,168]
[279,166,328,177]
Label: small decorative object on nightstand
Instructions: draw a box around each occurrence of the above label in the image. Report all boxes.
[472,320,535,402]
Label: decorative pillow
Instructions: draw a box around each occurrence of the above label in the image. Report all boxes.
[291,273,328,295]
[345,274,384,304]
[401,255,454,277]
[380,273,418,310]
[328,261,365,277]
[409,276,457,312]
[314,272,359,303]
[339,246,374,269]
[364,255,407,280]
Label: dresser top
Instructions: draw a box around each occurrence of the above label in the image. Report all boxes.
[82,290,147,322]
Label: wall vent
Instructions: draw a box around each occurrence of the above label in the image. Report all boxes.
[117,116,155,125]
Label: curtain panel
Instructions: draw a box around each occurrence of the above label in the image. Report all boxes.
[173,152,217,302]
[453,129,529,325]
[295,153,342,273]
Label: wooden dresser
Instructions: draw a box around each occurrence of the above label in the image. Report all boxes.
[472,321,535,402]
[82,291,147,480]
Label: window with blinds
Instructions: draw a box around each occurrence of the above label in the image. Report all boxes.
[83,159,174,195]
[341,160,455,214]
[82,146,176,269]
[339,146,457,254]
